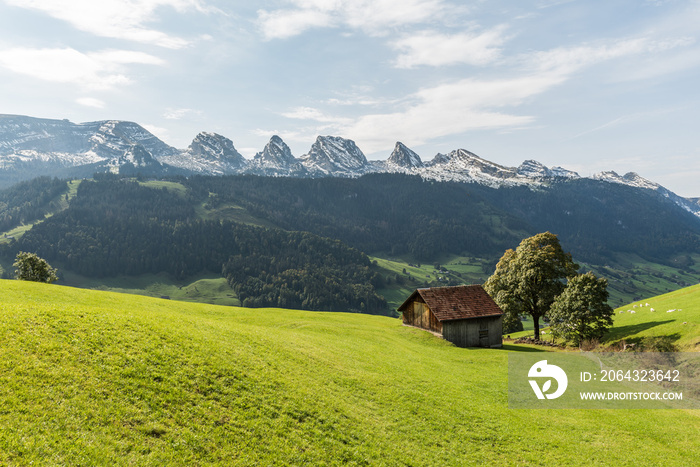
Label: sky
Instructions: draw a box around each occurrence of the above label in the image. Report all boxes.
[0,0,699,196]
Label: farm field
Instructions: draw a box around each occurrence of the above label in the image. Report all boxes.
[0,279,698,465]
[58,270,242,307]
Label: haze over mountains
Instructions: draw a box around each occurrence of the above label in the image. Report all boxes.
[1,114,698,217]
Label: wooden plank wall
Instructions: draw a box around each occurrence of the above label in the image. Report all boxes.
[442,316,503,348]
[402,300,442,333]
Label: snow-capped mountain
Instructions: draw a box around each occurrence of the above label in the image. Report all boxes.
[406,149,578,187]
[516,160,579,179]
[0,115,176,178]
[159,132,247,175]
[299,136,369,176]
[1,114,698,219]
[386,142,423,169]
[593,171,700,217]
[87,120,179,161]
[250,135,306,176]
[421,149,520,185]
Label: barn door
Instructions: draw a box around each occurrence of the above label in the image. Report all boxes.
[478,321,489,347]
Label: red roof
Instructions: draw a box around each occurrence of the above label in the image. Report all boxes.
[397,285,503,322]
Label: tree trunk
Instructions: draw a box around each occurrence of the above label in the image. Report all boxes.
[533,315,540,341]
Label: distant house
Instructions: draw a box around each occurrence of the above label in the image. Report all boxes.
[397,285,503,348]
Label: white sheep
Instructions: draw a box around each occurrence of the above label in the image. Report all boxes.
[630,310,636,314]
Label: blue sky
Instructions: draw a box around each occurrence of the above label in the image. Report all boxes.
[0,0,699,196]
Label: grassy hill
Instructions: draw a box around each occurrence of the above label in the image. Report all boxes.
[509,283,700,351]
[1,280,698,465]
[605,283,700,351]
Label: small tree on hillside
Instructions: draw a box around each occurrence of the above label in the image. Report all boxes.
[14,252,58,283]
[548,272,614,346]
[484,232,578,340]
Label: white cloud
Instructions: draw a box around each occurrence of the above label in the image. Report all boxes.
[4,0,208,48]
[257,8,335,40]
[163,108,204,120]
[392,26,508,68]
[341,0,447,34]
[527,39,651,76]
[257,0,447,39]
[340,75,559,153]
[76,97,106,108]
[142,124,171,142]
[0,47,164,90]
[281,106,352,124]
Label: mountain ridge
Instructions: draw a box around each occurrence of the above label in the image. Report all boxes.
[1,114,697,217]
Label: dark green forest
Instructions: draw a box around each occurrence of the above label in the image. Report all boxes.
[2,179,386,313]
[182,174,700,265]
[2,173,700,313]
[0,176,68,232]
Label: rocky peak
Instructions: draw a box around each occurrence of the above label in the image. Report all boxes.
[517,160,552,178]
[90,120,178,159]
[300,135,368,175]
[387,142,423,169]
[253,135,296,168]
[440,149,516,178]
[187,132,247,169]
[592,171,660,191]
[550,166,580,179]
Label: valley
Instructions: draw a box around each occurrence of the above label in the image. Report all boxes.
[2,173,700,312]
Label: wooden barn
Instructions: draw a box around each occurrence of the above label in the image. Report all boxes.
[397,285,504,348]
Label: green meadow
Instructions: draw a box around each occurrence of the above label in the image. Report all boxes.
[510,283,700,352]
[0,279,698,465]
[606,283,700,351]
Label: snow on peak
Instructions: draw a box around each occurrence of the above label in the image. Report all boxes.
[517,160,552,178]
[249,135,307,176]
[592,171,659,190]
[188,132,244,162]
[387,142,423,169]
[300,135,368,175]
[253,135,296,168]
[157,132,247,175]
[516,160,580,179]
[550,166,580,179]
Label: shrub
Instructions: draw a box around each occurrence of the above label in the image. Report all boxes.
[13,251,58,283]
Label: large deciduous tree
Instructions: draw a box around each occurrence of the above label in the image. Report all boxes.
[548,272,614,346]
[484,232,578,340]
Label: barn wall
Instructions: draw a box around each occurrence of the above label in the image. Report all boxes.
[442,316,503,348]
[401,300,442,333]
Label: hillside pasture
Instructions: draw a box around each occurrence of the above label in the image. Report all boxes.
[606,283,700,351]
[0,280,697,465]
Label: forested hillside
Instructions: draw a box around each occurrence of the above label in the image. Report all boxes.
[2,173,700,311]
[183,174,700,265]
[2,178,386,313]
[0,176,69,232]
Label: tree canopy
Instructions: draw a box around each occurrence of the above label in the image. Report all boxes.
[14,251,58,283]
[484,232,579,340]
[548,272,614,346]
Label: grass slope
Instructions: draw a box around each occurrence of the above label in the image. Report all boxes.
[0,280,698,465]
[606,283,700,351]
[59,271,241,307]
